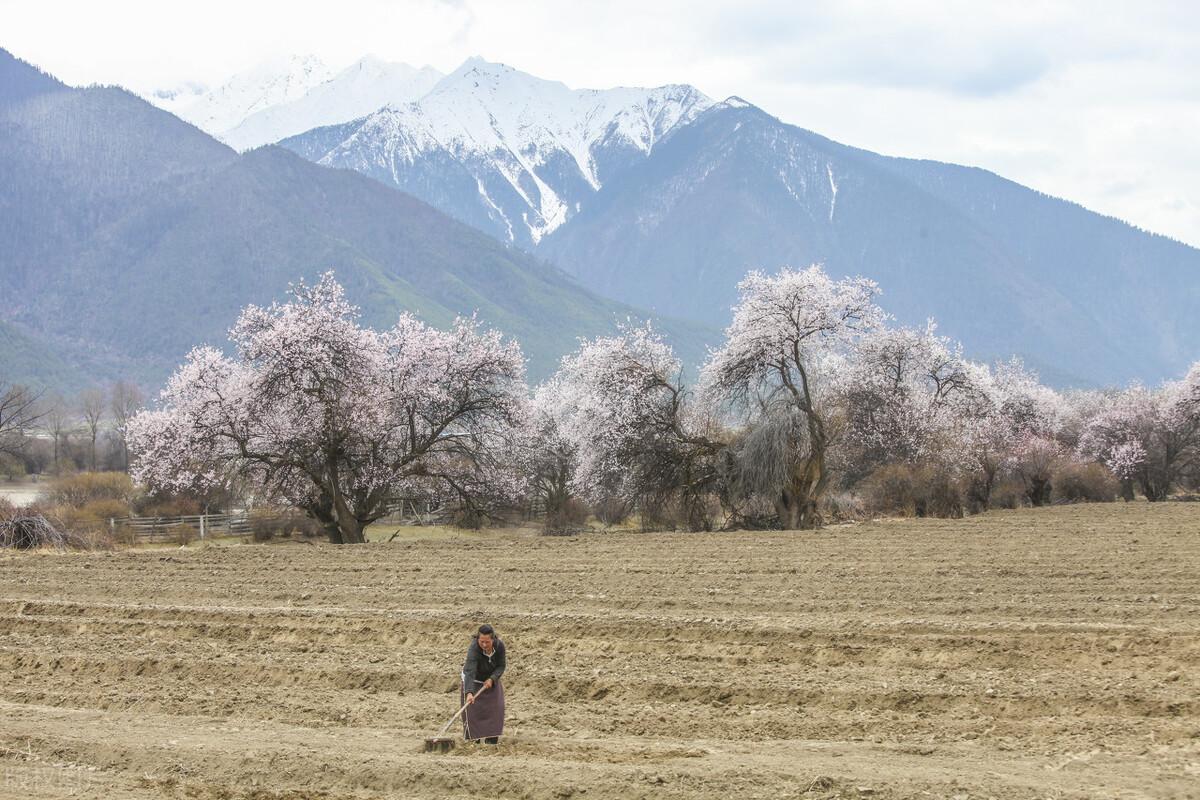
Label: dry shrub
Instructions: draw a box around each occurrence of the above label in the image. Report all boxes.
[545,497,589,535]
[689,495,723,532]
[822,492,868,523]
[74,527,116,551]
[136,496,202,517]
[634,493,719,533]
[594,496,631,527]
[1053,463,1118,504]
[451,506,485,530]
[40,499,142,549]
[79,498,129,524]
[638,495,681,532]
[990,479,1028,510]
[250,510,281,542]
[923,470,965,518]
[290,515,325,539]
[0,453,25,480]
[863,464,965,519]
[249,509,323,541]
[721,492,782,530]
[863,464,918,516]
[168,523,196,546]
[53,499,127,539]
[0,502,96,550]
[111,523,139,546]
[49,472,134,509]
[1,514,71,549]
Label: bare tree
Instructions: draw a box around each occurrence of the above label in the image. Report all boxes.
[41,393,72,475]
[109,380,145,472]
[79,387,106,471]
[0,382,43,459]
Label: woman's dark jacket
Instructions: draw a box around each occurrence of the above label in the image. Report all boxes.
[462,635,506,688]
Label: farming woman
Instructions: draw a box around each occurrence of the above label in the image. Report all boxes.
[461,623,506,744]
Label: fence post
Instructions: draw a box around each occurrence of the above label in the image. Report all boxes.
[199,514,206,540]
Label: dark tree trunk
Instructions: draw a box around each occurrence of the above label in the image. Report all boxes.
[323,469,372,544]
[1142,481,1170,502]
[1119,479,1135,502]
[338,518,367,544]
[967,474,992,513]
[777,453,826,530]
[1028,476,1052,507]
[303,500,367,544]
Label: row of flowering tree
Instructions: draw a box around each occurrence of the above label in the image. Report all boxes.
[129,270,1200,541]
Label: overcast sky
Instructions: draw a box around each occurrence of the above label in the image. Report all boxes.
[4,0,1199,247]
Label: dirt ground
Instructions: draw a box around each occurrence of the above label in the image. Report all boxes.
[0,503,1197,799]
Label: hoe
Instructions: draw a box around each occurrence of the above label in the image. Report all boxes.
[424,684,488,753]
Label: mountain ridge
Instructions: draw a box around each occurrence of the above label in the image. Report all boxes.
[264,59,1198,385]
[220,56,444,150]
[8,48,1199,387]
[0,48,715,390]
[280,57,714,249]
[537,100,1199,384]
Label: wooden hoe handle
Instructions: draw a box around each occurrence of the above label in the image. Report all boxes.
[434,683,488,738]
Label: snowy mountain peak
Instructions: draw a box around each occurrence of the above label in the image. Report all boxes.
[150,54,335,136]
[315,59,712,243]
[720,96,754,109]
[344,54,440,82]
[457,55,518,74]
[221,56,443,150]
[144,54,444,151]
[283,60,713,246]
[353,53,392,69]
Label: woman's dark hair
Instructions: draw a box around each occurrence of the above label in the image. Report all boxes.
[478,624,494,636]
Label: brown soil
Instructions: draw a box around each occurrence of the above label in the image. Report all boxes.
[1,502,1198,799]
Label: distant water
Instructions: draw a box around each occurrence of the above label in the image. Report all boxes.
[0,484,44,507]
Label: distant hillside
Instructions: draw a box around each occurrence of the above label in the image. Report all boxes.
[274,56,1199,386]
[0,49,714,390]
[536,102,1200,386]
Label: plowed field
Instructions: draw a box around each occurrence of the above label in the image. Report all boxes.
[1,503,1198,799]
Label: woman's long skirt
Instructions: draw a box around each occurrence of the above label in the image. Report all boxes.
[460,675,505,740]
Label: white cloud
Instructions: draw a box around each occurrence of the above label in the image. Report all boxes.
[3,0,1198,246]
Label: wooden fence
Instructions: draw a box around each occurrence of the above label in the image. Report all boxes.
[109,497,548,542]
[106,513,252,542]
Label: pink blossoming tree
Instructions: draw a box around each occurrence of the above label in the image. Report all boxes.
[1077,368,1200,500]
[127,274,527,543]
[701,266,884,529]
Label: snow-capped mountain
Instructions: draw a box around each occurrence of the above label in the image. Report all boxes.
[281,57,713,247]
[143,80,209,115]
[151,54,334,137]
[536,99,1200,385]
[0,48,715,388]
[114,52,1200,385]
[221,56,443,151]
